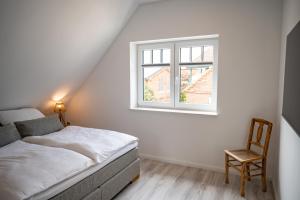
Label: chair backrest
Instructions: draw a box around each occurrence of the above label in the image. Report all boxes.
[246,118,273,158]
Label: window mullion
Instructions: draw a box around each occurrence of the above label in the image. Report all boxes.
[160,49,163,64]
[190,47,192,63]
[172,44,176,108]
[151,50,153,64]
[174,43,180,108]
[201,46,204,62]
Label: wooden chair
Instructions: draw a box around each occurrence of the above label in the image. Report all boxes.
[224,118,273,197]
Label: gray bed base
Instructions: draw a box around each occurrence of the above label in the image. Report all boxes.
[50,148,140,200]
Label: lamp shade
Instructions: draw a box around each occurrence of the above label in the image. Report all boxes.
[54,102,66,113]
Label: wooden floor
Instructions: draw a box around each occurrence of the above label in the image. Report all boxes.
[114,159,274,200]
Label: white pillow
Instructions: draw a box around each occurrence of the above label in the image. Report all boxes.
[0,108,45,125]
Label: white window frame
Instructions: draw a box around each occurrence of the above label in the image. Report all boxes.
[137,43,175,108]
[130,35,219,114]
[174,39,218,112]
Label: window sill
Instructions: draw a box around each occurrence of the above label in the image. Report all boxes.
[129,107,218,116]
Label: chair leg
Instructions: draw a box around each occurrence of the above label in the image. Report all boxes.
[240,163,246,197]
[246,164,251,181]
[261,160,267,192]
[225,153,229,184]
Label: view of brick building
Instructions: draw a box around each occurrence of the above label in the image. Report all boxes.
[144,67,171,102]
[181,67,212,104]
[144,66,212,104]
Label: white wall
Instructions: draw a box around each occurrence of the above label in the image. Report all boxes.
[273,0,300,199]
[69,0,282,173]
[0,0,138,113]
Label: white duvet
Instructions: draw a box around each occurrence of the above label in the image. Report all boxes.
[0,140,94,200]
[23,126,138,163]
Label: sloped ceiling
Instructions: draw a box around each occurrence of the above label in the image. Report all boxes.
[0,0,158,112]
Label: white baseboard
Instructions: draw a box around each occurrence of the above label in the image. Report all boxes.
[140,153,277,197]
[139,153,276,178]
[139,153,225,173]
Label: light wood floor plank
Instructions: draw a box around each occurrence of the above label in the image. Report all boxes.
[114,159,274,200]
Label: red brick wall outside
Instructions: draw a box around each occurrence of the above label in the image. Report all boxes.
[144,68,170,102]
[183,68,213,104]
[144,67,212,104]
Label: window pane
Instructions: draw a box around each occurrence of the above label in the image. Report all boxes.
[180,47,190,63]
[143,50,152,64]
[203,46,213,62]
[180,65,213,104]
[162,49,170,64]
[192,47,202,62]
[153,49,161,64]
[143,66,170,103]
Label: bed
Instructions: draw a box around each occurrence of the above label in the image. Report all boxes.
[0,108,140,200]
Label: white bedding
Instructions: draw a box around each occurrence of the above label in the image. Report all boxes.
[0,141,94,200]
[23,126,139,163]
[31,142,138,200]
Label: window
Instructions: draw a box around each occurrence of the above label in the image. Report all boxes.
[130,35,219,114]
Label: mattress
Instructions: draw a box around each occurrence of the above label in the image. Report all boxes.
[30,141,138,200]
[0,140,94,200]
